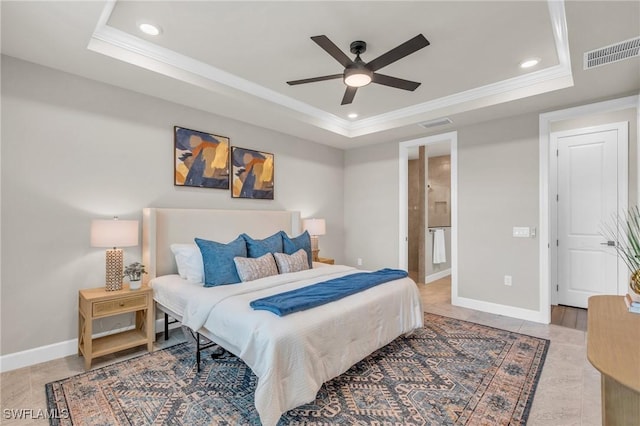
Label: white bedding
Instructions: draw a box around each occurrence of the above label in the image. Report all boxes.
[150,265,423,426]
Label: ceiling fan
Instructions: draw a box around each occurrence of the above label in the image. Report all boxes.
[287,34,430,105]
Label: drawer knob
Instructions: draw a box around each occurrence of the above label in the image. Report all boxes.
[119,302,125,307]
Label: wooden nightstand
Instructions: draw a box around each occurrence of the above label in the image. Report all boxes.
[78,284,154,369]
[316,257,335,265]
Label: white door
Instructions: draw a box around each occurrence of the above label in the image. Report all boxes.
[554,123,628,308]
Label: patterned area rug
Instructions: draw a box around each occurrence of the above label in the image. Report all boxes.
[46,313,548,425]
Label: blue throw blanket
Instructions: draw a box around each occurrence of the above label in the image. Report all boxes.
[250,268,408,316]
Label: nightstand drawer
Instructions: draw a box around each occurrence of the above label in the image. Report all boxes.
[93,294,148,316]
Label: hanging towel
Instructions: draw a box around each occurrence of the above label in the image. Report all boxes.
[433,229,447,264]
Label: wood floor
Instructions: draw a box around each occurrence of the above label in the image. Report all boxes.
[551,304,588,332]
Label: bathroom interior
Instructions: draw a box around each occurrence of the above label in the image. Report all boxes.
[407,144,451,284]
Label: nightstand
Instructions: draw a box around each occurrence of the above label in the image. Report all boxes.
[78,284,154,369]
[316,257,335,265]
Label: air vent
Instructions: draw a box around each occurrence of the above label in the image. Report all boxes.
[418,117,452,129]
[584,36,640,70]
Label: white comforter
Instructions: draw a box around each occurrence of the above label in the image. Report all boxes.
[153,265,423,426]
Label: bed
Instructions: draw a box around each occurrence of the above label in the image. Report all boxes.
[142,208,423,426]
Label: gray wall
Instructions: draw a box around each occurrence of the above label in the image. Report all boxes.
[457,114,540,309]
[344,141,399,270]
[1,56,345,355]
[343,113,542,312]
[344,106,638,313]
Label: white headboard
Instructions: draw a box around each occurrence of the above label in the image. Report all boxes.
[142,208,301,281]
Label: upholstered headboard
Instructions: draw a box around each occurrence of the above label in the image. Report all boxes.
[142,208,301,281]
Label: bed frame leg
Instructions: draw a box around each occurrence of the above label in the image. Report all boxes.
[164,313,169,341]
[196,332,201,372]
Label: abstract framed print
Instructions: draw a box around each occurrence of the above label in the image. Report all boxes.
[231,146,274,200]
[174,126,230,189]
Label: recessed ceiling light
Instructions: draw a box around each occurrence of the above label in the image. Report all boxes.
[520,58,540,69]
[348,113,358,119]
[139,22,161,36]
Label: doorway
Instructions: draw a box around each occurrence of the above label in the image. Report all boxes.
[550,122,629,308]
[539,95,638,324]
[399,131,457,294]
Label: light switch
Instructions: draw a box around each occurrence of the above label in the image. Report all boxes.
[513,227,530,238]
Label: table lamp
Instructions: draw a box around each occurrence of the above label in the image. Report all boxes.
[91,217,139,291]
[303,218,326,262]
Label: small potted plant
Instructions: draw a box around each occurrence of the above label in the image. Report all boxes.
[123,262,147,290]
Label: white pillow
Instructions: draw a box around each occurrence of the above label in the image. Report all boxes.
[170,243,204,284]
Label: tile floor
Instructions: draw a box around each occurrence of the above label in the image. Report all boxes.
[0,277,601,425]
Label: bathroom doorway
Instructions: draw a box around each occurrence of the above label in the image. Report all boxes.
[399,131,457,291]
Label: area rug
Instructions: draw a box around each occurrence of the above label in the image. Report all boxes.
[46,313,549,425]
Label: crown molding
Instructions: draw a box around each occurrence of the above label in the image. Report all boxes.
[89,0,573,139]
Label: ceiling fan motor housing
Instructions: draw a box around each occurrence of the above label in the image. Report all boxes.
[350,40,367,55]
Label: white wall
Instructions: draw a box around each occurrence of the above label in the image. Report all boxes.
[0,56,344,356]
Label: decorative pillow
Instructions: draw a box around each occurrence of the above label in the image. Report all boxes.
[282,231,312,267]
[170,244,204,284]
[273,249,310,274]
[195,236,247,287]
[241,232,284,258]
[233,253,279,282]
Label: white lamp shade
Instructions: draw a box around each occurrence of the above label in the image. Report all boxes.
[303,218,326,236]
[91,219,139,248]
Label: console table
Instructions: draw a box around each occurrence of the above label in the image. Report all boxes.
[587,295,640,425]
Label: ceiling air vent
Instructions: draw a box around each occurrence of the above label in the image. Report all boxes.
[584,36,640,70]
[418,117,452,129]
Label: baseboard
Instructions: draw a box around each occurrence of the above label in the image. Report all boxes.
[0,318,180,373]
[425,269,451,284]
[452,295,548,324]
[0,338,78,373]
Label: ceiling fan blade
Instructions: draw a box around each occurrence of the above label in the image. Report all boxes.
[372,73,421,91]
[366,34,430,72]
[341,86,358,105]
[287,74,343,86]
[311,35,354,68]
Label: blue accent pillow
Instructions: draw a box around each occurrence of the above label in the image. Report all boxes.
[282,231,312,268]
[195,236,247,287]
[241,232,284,258]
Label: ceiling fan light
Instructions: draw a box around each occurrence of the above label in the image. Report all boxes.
[344,68,373,88]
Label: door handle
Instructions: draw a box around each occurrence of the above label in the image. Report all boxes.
[600,241,616,246]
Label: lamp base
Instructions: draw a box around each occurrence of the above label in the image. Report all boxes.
[310,236,320,262]
[105,248,123,291]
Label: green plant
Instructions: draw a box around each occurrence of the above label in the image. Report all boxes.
[123,262,147,281]
[601,205,640,293]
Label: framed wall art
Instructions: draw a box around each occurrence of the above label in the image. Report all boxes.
[231,146,274,200]
[174,126,230,189]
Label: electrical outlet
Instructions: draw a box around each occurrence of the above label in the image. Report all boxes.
[357,258,363,266]
[504,275,512,286]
